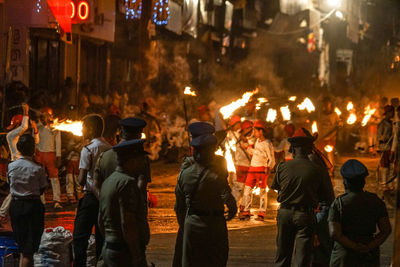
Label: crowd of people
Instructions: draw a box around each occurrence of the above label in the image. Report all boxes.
[0,89,398,266]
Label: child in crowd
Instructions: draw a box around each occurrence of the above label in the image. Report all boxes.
[240,120,275,221]
[8,134,47,267]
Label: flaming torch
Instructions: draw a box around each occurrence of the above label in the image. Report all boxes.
[346,101,357,125]
[288,96,297,101]
[297,97,315,113]
[183,86,197,147]
[51,119,83,136]
[324,145,333,153]
[334,107,342,117]
[361,105,376,127]
[256,97,268,110]
[280,105,291,121]
[266,108,277,123]
[312,121,318,134]
[184,86,197,96]
[219,88,259,119]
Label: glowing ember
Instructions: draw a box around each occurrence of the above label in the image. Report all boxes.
[288,96,297,101]
[312,121,318,133]
[219,88,259,119]
[347,113,357,125]
[297,97,315,113]
[184,86,197,96]
[334,107,342,116]
[324,145,333,152]
[346,101,354,111]
[361,105,376,127]
[52,119,82,136]
[141,133,146,139]
[266,108,277,123]
[280,105,291,121]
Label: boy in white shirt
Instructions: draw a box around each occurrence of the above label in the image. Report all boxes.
[240,120,275,221]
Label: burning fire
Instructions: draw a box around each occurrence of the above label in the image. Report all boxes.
[288,96,297,101]
[297,97,315,113]
[312,121,318,133]
[215,142,236,173]
[347,113,357,125]
[52,119,82,136]
[266,108,277,123]
[280,105,291,121]
[256,97,268,110]
[324,145,333,152]
[184,86,197,96]
[252,186,270,195]
[334,107,342,116]
[361,105,376,127]
[346,101,354,111]
[219,88,259,119]
[141,133,146,139]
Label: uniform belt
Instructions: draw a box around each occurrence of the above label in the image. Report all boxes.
[12,196,41,201]
[106,241,126,251]
[280,204,314,212]
[188,209,224,216]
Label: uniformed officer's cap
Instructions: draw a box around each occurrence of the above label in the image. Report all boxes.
[287,136,313,147]
[188,122,215,138]
[190,134,217,147]
[340,159,368,181]
[120,117,147,130]
[112,139,149,155]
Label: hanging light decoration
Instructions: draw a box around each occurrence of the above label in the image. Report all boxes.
[125,0,142,20]
[36,0,43,13]
[152,0,170,25]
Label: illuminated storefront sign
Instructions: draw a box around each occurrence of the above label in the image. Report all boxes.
[70,0,91,23]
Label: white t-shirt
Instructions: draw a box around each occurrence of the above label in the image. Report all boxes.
[249,139,275,168]
[37,122,61,157]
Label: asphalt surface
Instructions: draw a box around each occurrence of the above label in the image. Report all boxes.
[0,154,395,266]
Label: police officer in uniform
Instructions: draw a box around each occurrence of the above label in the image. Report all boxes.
[271,134,334,267]
[98,139,149,267]
[328,159,392,267]
[94,117,150,197]
[174,122,237,267]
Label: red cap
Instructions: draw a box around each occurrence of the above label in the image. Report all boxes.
[198,105,210,116]
[229,115,241,126]
[253,120,266,130]
[284,124,295,137]
[292,127,317,141]
[241,120,253,130]
[6,115,24,131]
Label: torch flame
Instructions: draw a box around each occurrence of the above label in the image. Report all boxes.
[334,107,342,116]
[347,113,357,125]
[266,108,277,123]
[297,97,315,113]
[141,133,146,139]
[288,96,297,101]
[51,119,82,136]
[252,186,269,195]
[184,86,197,96]
[214,142,236,173]
[219,88,259,119]
[312,121,318,133]
[346,101,354,111]
[361,105,376,127]
[324,145,333,152]
[280,105,291,121]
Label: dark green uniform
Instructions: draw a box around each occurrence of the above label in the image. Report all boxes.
[271,157,334,267]
[174,156,236,267]
[328,191,388,267]
[99,168,148,267]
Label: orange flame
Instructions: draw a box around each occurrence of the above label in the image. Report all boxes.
[312,121,318,133]
[280,105,291,121]
[346,101,354,111]
[361,105,376,127]
[266,108,277,123]
[324,145,333,152]
[347,113,357,124]
[51,119,82,136]
[334,107,342,116]
[297,97,315,113]
[219,88,259,119]
[288,96,297,101]
[184,86,197,96]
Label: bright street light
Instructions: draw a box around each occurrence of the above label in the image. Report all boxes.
[327,0,341,8]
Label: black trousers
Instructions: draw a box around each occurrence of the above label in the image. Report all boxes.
[73,192,103,267]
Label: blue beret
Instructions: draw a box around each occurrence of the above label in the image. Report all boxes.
[188,122,215,138]
[112,139,148,154]
[120,117,147,129]
[190,134,217,147]
[340,159,368,180]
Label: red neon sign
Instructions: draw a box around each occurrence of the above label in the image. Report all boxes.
[69,1,90,22]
